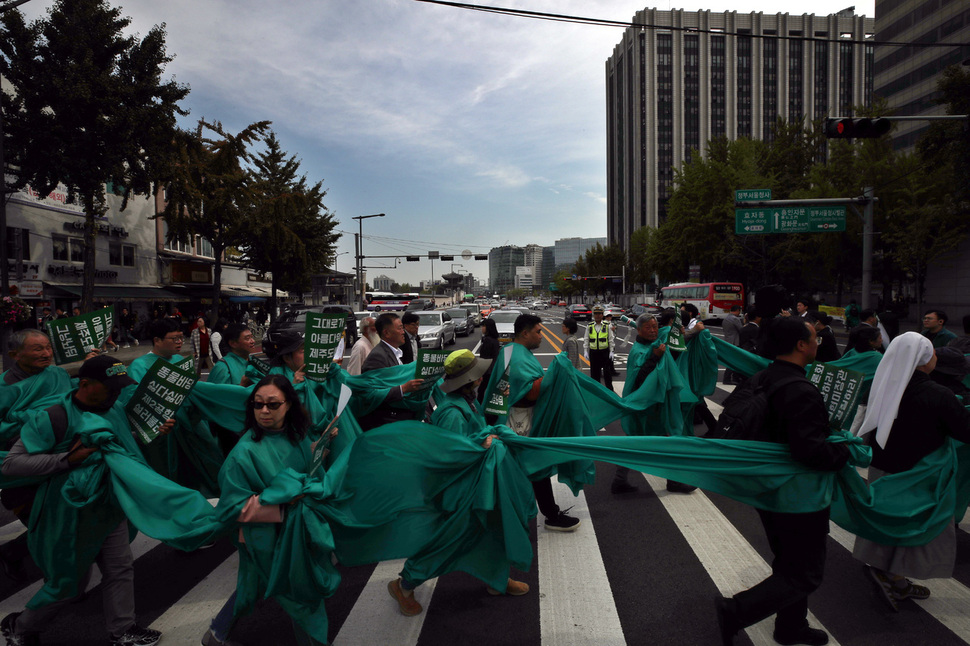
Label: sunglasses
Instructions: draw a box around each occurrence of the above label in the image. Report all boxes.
[252,401,286,410]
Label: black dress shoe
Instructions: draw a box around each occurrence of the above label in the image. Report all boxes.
[611,480,639,494]
[665,480,697,493]
[773,626,829,646]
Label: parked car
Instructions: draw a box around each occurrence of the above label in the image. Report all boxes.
[566,303,592,321]
[416,311,457,348]
[487,310,520,344]
[446,308,475,337]
[266,304,358,349]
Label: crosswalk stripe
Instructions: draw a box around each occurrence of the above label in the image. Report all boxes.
[638,472,842,646]
[541,484,625,645]
[148,552,239,641]
[0,530,159,619]
[333,558,438,646]
[828,519,970,640]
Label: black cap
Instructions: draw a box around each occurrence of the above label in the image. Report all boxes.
[77,355,136,391]
[264,330,304,361]
[934,347,970,378]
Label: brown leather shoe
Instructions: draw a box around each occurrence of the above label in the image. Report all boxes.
[388,578,423,616]
[487,578,530,596]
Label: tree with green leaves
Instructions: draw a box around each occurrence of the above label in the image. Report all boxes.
[0,0,188,310]
[161,119,270,323]
[242,133,339,322]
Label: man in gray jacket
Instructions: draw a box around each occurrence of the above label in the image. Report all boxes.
[722,304,743,384]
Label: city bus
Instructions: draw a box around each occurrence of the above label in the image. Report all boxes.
[659,282,744,322]
[365,292,412,311]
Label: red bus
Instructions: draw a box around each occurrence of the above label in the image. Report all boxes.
[659,282,744,322]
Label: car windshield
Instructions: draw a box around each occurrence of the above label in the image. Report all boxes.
[446,309,466,318]
[416,313,442,326]
[489,311,520,323]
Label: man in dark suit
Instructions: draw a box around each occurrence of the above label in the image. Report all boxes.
[400,311,420,364]
[359,313,424,430]
[739,306,763,358]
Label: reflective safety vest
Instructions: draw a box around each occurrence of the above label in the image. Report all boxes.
[587,323,610,350]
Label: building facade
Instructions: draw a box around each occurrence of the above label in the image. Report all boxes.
[606,8,875,252]
[874,0,970,152]
[553,237,608,268]
[372,274,393,292]
[488,245,525,295]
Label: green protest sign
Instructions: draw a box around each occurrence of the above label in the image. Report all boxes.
[125,357,197,445]
[484,344,514,417]
[808,362,865,430]
[174,354,195,373]
[46,307,114,364]
[248,353,272,377]
[304,312,346,382]
[413,349,449,395]
[666,324,687,352]
[310,384,352,476]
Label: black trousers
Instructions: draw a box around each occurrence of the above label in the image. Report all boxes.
[731,508,829,633]
[588,349,613,391]
[532,478,561,519]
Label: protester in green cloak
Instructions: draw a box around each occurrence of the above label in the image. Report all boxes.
[128,318,225,496]
[676,323,719,436]
[615,314,691,493]
[208,323,256,386]
[204,375,334,646]
[0,355,169,646]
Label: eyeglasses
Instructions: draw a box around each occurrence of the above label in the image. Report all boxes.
[253,401,286,410]
[164,335,184,342]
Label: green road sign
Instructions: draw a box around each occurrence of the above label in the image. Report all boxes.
[735,206,846,234]
[735,189,772,202]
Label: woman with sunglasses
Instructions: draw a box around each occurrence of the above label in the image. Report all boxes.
[203,375,333,646]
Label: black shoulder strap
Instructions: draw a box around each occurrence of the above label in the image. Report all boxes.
[44,403,70,445]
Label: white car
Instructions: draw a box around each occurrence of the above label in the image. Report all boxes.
[487,310,520,344]
[416,311,457,349]
[532,301,549,310]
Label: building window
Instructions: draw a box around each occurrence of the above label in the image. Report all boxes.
[763,37,778,141]
[684,34,700,158]
[52,235,84,262]
[839,42,854,115]
[737,36,752,138]
[789,38,803,120]
[711,35,726,138]
[109,241,136,267]
[5,228,30,261]
[195,236,214,258]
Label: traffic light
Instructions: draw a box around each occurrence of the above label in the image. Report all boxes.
[406,256,420,262]
[824,118,891,139]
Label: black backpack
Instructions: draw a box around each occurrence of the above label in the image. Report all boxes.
[712,371,802,441]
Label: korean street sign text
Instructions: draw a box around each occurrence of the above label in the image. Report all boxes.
[735,206,846,235]
[735,189,772,202]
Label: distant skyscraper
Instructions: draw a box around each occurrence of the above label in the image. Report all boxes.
[488,245,525,294]
[874,0,970,152]
[606,8,875,252]
[554,237,608,268]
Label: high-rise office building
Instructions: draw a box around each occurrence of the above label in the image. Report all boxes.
[874,0,970,152]
[606,8,875,252]
[488,245,525,294]
[553,237,608,268]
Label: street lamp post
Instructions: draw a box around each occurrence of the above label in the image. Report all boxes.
[352,213,385,310]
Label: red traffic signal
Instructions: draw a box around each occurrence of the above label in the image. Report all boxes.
[824,118,891,139]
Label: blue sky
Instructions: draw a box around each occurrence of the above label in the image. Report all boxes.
[23,0,876,286]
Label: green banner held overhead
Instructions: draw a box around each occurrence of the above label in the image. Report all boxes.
[808,362,865,431]
[413,348,449,395]
[304,312,347,382]
[46,307,114,364]
[125,357,197,445]
[484,345,514,417]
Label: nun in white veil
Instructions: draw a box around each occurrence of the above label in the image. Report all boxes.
[852,332,970,611]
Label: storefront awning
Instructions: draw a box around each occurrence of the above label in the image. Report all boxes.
[44,283,182,301]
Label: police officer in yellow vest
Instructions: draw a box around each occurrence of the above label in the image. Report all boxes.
[584,305,615,391]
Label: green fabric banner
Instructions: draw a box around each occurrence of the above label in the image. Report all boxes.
[304,313,347,382]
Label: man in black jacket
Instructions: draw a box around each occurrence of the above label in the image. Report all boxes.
[400,311,420,364]
[716,317,850,646]
[359,313,424,430]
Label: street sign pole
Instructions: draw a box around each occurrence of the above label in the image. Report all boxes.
[862,187,873,311]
